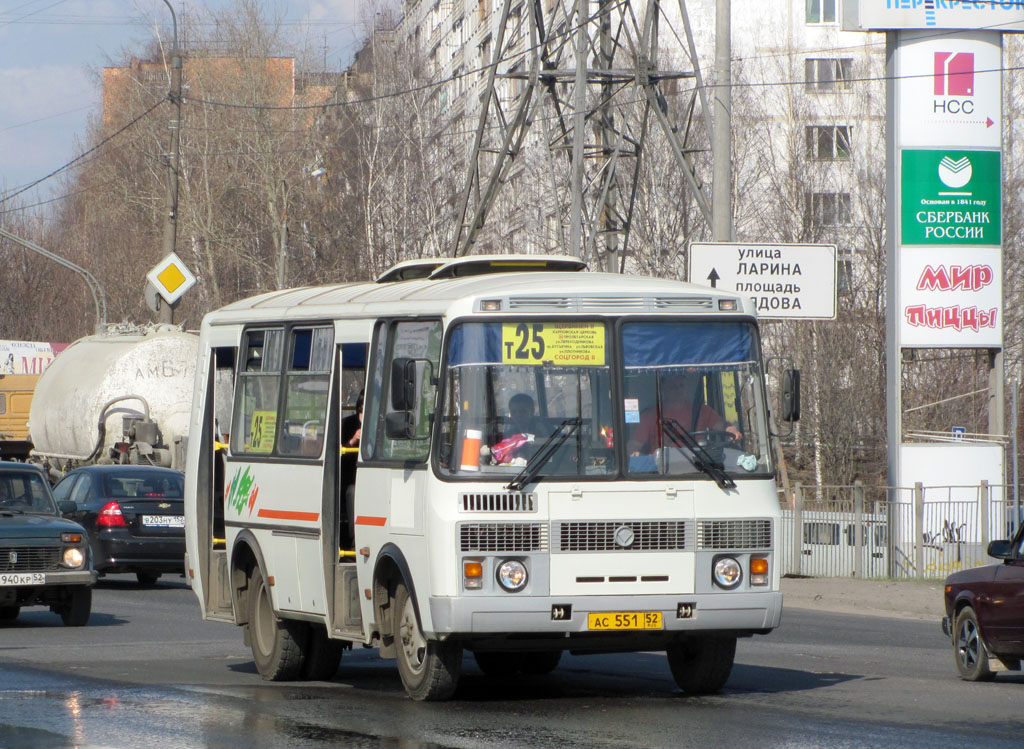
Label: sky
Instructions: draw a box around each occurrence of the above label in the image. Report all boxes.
[0,0,372,212]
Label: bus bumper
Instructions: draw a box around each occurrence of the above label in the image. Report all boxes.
[427,590,782,638]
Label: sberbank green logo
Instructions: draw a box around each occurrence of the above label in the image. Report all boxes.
[225,466,259,516]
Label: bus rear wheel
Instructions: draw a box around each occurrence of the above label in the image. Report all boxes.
[248,566,306,681]
[394,581,461,701]
[300,623,345,681]
[666,636,736,695]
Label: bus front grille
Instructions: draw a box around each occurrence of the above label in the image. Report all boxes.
[554,521,692,552]
[460,492,536,513]
[459,522,548,552]
[696,519,772,550]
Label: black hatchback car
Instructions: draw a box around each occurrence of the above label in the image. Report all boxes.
[54,465,185,586]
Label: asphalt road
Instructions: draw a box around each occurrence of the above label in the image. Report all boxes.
[1,575,1021,748]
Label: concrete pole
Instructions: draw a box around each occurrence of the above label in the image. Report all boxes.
[160,0,182,325]
[711,0,732,242]
[568,0,588,257]
[885,33,901,509]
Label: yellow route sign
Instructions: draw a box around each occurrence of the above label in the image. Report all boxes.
[248,410,277,453]
[501,322,605,366]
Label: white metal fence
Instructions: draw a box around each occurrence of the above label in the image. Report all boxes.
[779,482,1020,579]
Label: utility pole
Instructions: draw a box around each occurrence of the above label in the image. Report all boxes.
[712,0,732,242]
[598,0,619,272]
[568,0,588,258]
[160,0,183,325]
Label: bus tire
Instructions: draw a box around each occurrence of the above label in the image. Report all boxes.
[248,566,307,681]
[666,636,736,695]
[300,623,345,681]
[394,581,461,701]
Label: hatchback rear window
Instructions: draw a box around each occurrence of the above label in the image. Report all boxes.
[101,473,184,499]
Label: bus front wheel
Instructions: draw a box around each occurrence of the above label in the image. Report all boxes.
[666,636,736,695]
[393,581,461,700]
[248,566,307,680]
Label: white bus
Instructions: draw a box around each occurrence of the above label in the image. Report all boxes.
[184,255,796,700]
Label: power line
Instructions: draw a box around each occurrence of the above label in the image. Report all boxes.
[0,98,164,207]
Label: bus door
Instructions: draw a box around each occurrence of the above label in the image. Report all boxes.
[228,324,333,616]
[189,330,237,621]
[353,319,442,625]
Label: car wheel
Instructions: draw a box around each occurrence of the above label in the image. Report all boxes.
[60,587,92,627]
[247,566,307,680]
[666,636,736,695]
[0,606,20,622]
[136,572,161,586]
[954,606,995,682]
[300,623,345,681]
[394,581,461,701]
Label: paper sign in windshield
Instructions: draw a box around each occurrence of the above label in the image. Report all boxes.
[501,322,605,366]
[248,410,277,453]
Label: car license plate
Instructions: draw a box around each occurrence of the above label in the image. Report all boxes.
[587,611,663,630]
[0,572,45,586]
[142,515,185,528]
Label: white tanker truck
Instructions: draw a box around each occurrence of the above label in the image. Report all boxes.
[28,326,198,472]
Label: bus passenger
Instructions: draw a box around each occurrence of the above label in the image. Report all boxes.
[341,390,363,548]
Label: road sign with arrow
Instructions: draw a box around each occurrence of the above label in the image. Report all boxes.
[688,242,837,320]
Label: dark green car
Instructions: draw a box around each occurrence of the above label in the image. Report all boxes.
[0,462,96,625]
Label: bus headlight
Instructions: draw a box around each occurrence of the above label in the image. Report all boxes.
[712,556,742,590]
[62,547,85,568]
[496,559,528,592]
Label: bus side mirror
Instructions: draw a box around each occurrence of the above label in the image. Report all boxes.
[390,358,416,411]
[385,411,415,439]
[781,369,800,422]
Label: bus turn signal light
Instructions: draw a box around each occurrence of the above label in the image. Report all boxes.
[750,557,769,586]
[464,561,483,590]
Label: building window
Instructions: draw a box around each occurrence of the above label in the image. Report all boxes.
[805,58,852,91]
[805,192,852,228]
[806,0,836,24]
[806,125,851,160]
[478,0,491,26]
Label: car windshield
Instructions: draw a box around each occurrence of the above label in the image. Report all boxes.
[437,321,616,480]
[0,471,57,514]
[101,472,184,499]
[621,321,773,479]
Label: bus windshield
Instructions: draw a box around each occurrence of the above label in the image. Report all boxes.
[437,321,616,479]
[621,321,772,479]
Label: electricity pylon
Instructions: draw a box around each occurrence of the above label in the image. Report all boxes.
[451,0,716,272]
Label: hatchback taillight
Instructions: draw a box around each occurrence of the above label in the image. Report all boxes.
[97,501,126,527]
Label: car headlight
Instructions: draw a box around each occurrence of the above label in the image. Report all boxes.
[712,556,742,589]
[62,547,85,568]
[496,559,528,592]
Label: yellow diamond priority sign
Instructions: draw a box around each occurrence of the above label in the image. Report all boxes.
[146,252,196,305]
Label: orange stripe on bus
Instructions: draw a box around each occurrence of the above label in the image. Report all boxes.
[355,515,387,527]
[257,509,320,522]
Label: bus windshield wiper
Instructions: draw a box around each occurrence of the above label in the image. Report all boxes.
[507,418,580,492]
[661,418,736,490]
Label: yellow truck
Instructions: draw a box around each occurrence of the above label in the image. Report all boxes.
[0,374,39,460]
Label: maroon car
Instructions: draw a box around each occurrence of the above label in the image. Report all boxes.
[942,521,1024,681]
